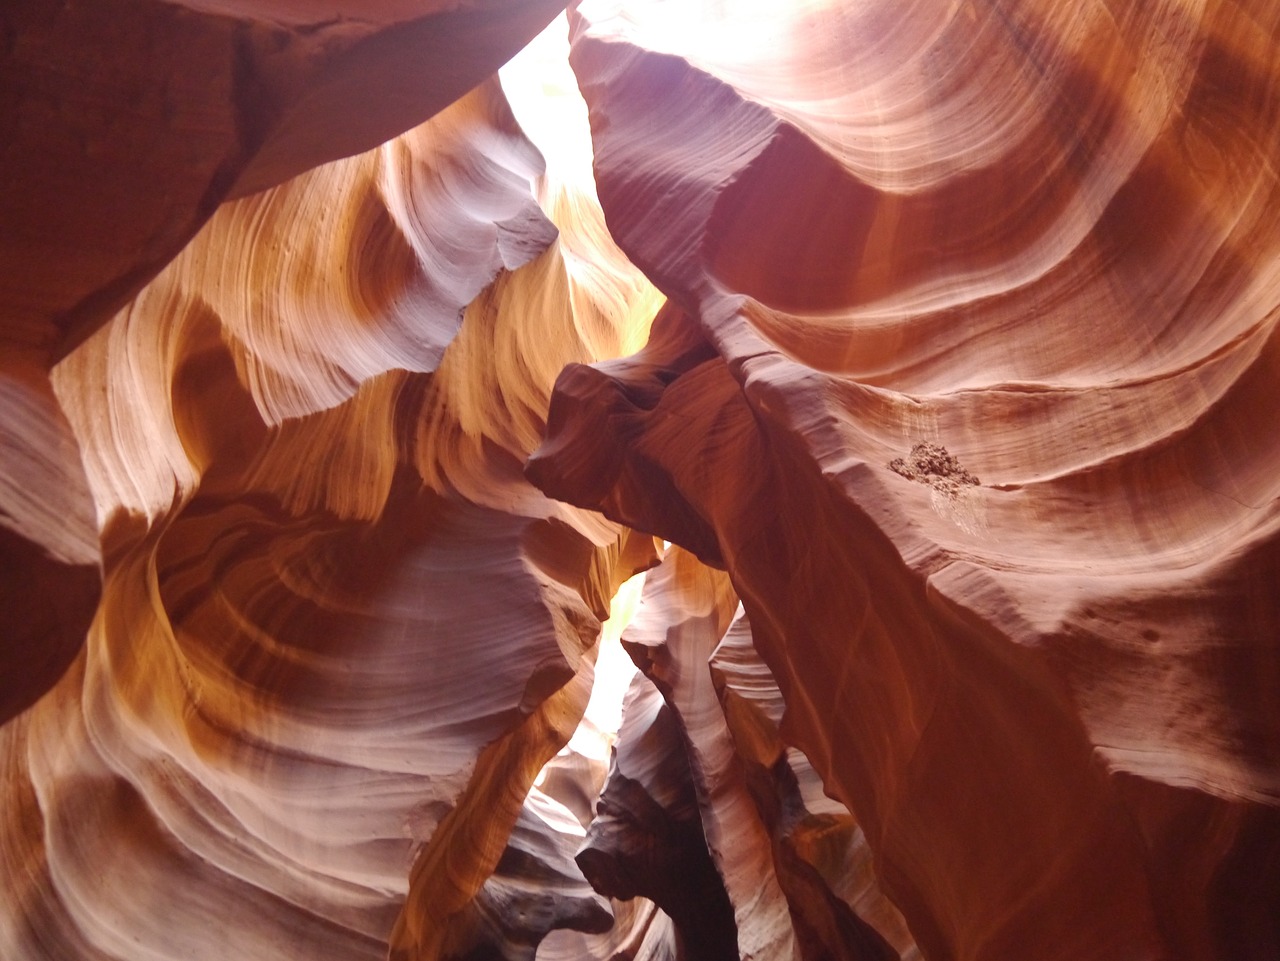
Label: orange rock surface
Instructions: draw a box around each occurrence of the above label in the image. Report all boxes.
[4,0,1280,959]
[531,1,1280,958]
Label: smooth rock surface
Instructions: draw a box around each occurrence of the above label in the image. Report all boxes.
[4,1,1280,959]
[530,1,1280,958]
[2,21,662,959]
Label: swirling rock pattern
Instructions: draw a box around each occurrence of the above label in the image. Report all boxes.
[576,671,739,961]
[530,0,1280,959]
[0,365,101,722]
[2,18,661,961]
[619,549,802,961]
[710,608,920,961]
[1,0,568,360]
[619,546,915,961]
[4,0,1280,960]
[0,0,570,730]
[420,784,614,961]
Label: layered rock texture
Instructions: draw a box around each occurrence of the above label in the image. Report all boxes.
[3,0,1279,959]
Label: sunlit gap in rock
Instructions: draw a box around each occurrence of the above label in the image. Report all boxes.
[499,9,664,356]
[498,13,595,212]
[499,13,656,760]
[539,571,646,791]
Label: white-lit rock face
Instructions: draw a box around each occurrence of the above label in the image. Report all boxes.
[3,1,1280,960]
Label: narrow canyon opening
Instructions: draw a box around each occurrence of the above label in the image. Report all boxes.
[3,2,1280,960]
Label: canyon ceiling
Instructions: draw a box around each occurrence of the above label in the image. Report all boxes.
[2,1,1279,959]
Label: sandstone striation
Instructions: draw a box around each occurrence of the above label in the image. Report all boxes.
[576,671,739,961]
[606,546,918,960]
[0,0,570,729]
[529,1,1280,958]
[4,0,1280,960]
[710,608,920,961]
[3,14,662,959]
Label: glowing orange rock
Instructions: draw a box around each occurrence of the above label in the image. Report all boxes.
[531,1,1280,958]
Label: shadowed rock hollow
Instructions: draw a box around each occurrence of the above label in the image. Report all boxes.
[2,1,1279,959]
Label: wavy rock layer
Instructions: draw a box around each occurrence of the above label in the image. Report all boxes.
[530,0,1280,959]
[710,608,920,961]
[0,0,569,730]
[616,547,916,961]
[4,1,1280,960]
[1,30,663,961]
[577,671,739,961]
[1,0,567,361]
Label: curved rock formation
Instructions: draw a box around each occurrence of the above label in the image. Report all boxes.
[616,546,915,961]
[576,670,739,961]
[408,783,614,961]
[2,0,568,360]
[0,0,569,729]
[5,0,1280,959]
[2,20,662,960]
[710,609,920,961]
[0,367,101,722]
[529,1,1280,959]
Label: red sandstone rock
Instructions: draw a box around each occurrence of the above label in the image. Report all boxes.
[0,363,100,722]
[710,608,920,961]
[528,1,1280,958]
[0,0,568,730]
[451,785,615,961]
[5,0,1280,959]
[1,0,567,361]
[577,671,739,961]
[619,549,802,960]
[1,28,662,959]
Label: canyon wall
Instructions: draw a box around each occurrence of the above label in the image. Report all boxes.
[3,0,1279,959]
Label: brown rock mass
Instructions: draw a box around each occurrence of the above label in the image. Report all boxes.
[4,1,1280,960]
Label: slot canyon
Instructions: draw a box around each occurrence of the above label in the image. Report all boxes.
[2,1,1279,959]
